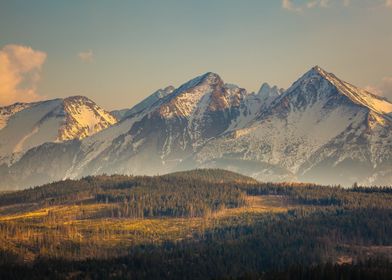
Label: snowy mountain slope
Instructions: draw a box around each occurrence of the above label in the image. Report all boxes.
[0,99,63,164]
[0,86,180,188]
[58,96,117,141]
[0,109,155,189]
[287,67,392,185]
[63,109,153,179]
[66,72,260,177]
[311,66,392,115]
[226,83,281,131]
[298,108,392,185]
[0,140,82,189]
[155,72,280,148]
[0,72,279,188]
[2,66,392,189]
[195,66,392,185]
[111,86,175,120]
[0,103,35,130]
[0,96,117,165]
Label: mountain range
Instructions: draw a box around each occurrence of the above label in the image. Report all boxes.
[1,66,391,189]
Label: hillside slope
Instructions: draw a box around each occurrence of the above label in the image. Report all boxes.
[0,96,117,166]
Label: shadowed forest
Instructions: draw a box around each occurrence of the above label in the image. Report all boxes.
[0,169,392,279]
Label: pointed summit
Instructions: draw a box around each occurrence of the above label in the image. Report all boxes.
[199,72,222,84]
[311,65,324,73]
[282,66,392,116]
[163,85,176,93]
[255,82,280,107]
[174,72,223,94]
[59,96,117,141]
[0,96,117,165]
[299,65,332,81]
[64,95,91,102]
[111,86,176,120]
[258,82,271,95]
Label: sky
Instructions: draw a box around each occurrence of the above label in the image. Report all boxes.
[0,0,392,110]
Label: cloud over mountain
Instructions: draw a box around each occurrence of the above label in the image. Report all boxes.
[366,77,392,101]
[78,50,94,63]
[282,0,392,11]
[0,44,47,106]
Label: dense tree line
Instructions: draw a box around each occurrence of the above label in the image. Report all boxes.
[241,182,392,209]
[0,170,249,218]
[2,172,391,219]
[1,207,392,279]
[2,258,392,280]
[1,206,392,278]
[1,169,392,279]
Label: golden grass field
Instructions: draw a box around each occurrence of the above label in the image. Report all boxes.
[0,195,293,261]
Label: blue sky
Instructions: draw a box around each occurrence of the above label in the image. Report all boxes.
[0,0,391,109]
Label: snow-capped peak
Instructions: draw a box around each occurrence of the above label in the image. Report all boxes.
[157,72,226,119]
[199,72,222,84]
[58,95,117,141]
[4,67,392,189]
[283,66,392,116]
[162,86,176,94]
[257,83,281,98]
[258,82,271,95]
[112,85,176,120]
[0,96,117,165]
[298,65,329,80]
[173,72,223,96]
[251,82,281,111]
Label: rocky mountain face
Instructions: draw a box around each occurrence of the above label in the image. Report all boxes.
[0,96,117,166]
[1,66,392,189]
[196,67,392,185]
[111,86,175,121]
[65,72,275,178]
[58,96,117,141]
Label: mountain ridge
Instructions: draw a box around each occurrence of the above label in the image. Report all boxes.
[0,96,117,166]
[1,66,392,189]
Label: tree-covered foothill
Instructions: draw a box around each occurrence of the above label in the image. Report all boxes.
[0,169,392,279]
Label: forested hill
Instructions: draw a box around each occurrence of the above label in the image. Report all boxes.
[1,169,392,279]
[0,169,255,213]
[1,169,390,212]
[162,169,258,183]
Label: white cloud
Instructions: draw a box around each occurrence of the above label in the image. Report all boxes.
[282,0,295,11]
[0,44,47,106]
[282,0,303,11]
[282,0,392,11]
[366,77,392,101]
[364,85,383,96]
[78,50,94,63]
[306,1,319,8]
[380,77,392,100]
[282,0,333,11]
